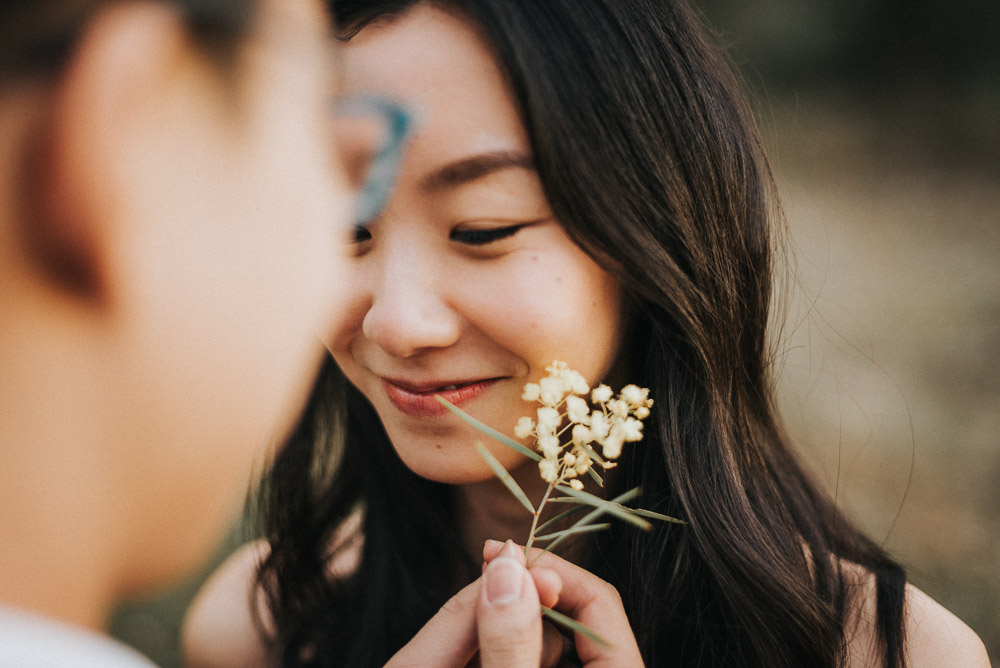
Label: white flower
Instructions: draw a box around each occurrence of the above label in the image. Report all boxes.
[536,407,561,433]
[621,384,648,408]
[608,398,629,418]
[591,384,613,404]
[539,376,567,406]
[571,424,593,445]
[565,395,590,424]
[590,411,610,439]
[539,458,559,483]
[620,416,644,442]
[601,431,624,459]
[513,416,535,439]
[516,363,652,493]
[546,360,569,375]
[538,434,561,459]
[564,370,590,396]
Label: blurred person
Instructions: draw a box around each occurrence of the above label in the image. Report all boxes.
[0,0,352,664]
[185,1,990,667]
[0,1,598,665]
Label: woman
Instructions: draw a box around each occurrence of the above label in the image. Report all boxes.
[186,1,989,666]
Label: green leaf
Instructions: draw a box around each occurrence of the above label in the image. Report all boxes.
[546,489,642,506]
[535,505,587,534]
[533,522,611,541]
[605,487,642,506]
[554,485,652,530]
[629,508,686,524]
[435,396,541,461]
[533,488,642,557]
[586,465,604,487]
[474,442,535,513]
[540,606,611,648]
[574,440,607,466]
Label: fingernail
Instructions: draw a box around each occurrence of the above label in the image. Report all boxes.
[500,540,520,560]
[485,557,524,606]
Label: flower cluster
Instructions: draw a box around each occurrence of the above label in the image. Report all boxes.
[514,361,653,490]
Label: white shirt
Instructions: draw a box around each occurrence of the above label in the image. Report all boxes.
[0,606,157,667]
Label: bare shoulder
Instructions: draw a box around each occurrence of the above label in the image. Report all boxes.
[181,540,272,668]
[182,513,364,668]
[902,583,990,668]
[840,560,990,668]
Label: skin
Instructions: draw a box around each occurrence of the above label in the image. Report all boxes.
[184,5,990,668]
[0,0,348,633]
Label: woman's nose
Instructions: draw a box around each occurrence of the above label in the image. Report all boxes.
[361,253,462,358]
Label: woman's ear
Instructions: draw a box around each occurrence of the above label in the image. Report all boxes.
[21,2,188,303]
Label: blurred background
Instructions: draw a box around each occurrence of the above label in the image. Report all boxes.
[111,0,999,664]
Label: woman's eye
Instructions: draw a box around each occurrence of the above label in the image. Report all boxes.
[352,224,372,243]
[449,224,524,246]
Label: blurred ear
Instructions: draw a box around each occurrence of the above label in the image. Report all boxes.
[23,2,188,302]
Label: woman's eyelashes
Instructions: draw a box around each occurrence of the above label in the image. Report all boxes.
[351,222,536,247]
[449,223,529,246]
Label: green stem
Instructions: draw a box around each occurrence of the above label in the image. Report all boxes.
[524,479,557,556]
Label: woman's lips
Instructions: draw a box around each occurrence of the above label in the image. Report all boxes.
[382,378,500,417]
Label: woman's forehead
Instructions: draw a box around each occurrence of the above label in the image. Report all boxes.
[339,4,531,184]
[338,6,504,111]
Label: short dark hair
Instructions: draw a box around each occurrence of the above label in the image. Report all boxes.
[0,0,259,80]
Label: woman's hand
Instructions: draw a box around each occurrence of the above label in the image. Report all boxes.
[483,540,644,668]
[385,540,643,668]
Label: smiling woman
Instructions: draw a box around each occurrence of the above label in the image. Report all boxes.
[327,13,623,483]
[183,1,990,667]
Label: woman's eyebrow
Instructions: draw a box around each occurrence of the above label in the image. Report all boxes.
[420,150,535,192]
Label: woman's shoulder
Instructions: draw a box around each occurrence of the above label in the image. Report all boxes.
[839,560,990,668]
[181,513,365,668]
[901,584,990,667]
[181,540,272,668]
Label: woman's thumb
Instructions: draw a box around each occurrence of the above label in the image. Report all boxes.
[476,550,542,668]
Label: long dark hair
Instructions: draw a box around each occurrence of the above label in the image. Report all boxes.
[259,1,908,666]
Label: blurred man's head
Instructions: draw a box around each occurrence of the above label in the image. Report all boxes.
[0,0,352,626]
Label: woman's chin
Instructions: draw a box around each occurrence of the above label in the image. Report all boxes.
[404,458,500,485]
[393,447,528,486]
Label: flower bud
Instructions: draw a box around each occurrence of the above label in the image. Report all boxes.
[522,383,540,402]
[565,396,590,424]
[591,384,613,404]
[571,424,593,445]
[539,459,559,483]
[538,434,561,459]
[514,416,535,439]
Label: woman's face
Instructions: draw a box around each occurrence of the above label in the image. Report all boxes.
[328,5,623,484]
